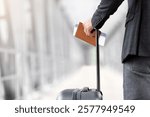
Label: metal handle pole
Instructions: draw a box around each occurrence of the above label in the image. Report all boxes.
[96,30,100,91]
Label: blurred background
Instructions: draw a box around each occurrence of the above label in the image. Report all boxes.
[0,0,128,100]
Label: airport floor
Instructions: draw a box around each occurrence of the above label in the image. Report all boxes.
[27,65,123,100]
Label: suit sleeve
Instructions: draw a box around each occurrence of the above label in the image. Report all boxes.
[92,0,124,29]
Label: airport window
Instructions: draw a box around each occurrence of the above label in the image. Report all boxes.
[0,53,16,77]
[0,0,83,100]
[25,0,37,52]
[0,0,17,100]
[0,0,5,17]
[0,20,9,47]
[0,0,14,49]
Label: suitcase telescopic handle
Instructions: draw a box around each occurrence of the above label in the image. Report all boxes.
[96,29,100,91]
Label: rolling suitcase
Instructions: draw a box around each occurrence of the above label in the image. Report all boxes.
[56,30,103,100]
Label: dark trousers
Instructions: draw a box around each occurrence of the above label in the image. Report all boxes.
[123,56,150,100]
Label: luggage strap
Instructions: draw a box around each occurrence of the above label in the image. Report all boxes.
[72,89,81,100]
[72,87,89,100]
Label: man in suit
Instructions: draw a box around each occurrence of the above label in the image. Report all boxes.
[83,0,150,100]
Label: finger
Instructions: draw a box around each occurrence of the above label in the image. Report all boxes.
[89,31,95,37]
[90,29,95,33]
[86,28,92,36]
[83,24,88,35]
[84,26,90,36]
[83,23,86,32]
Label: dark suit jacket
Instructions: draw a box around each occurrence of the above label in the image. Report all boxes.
[92,0,150,63]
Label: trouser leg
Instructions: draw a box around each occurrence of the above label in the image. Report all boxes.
[123,56,150,100]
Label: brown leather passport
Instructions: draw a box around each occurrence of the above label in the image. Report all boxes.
[73,22,96,46]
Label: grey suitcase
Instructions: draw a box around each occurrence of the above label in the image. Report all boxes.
[56,30,103,100]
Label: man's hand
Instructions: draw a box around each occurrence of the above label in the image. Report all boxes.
[83,19,95,37]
